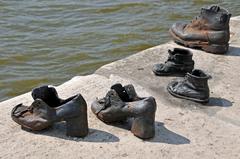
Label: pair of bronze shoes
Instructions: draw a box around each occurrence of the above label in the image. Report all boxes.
[11,84,157,139]
[11,86,88,137]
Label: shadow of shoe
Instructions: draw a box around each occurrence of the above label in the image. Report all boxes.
[22,124,119,143]
[204,97,232,107]
[109,120,190,145]
[226,46,240,56]
[174,42,240,56]
[146,122,190,145]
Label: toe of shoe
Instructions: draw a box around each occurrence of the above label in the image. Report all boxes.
[11,104,28,118]
[167,80,179,93]
[152,64,165,74]
[91,100,105,115]
[170,22,188,39]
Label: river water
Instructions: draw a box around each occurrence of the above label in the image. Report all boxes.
[0,0,239,101]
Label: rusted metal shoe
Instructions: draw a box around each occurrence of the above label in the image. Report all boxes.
[11,94,88,137]
[91,84,156,139]
[152,48,194,76]
[11,99,56,131]
[167,69,210,103]
[170,5,231,54]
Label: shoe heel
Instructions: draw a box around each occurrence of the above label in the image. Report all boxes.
[202,44,228,54]
[131,117,155,139]
[66,114,88,137]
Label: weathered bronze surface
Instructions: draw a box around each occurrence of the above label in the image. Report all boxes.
[152,48,194,76]
[167,69,210,103]
[91,83,156,139]
[11,86,88,137]
[170,5,231,54]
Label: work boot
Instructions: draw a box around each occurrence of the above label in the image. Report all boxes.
[11,94,88,137]
[152,48,194,76]
[91,84,156,139]
[167,69,210,103]
[170,5,231,54]
[31,85,76,107]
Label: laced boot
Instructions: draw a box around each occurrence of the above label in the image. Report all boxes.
[152,48,194,76]
[167,69,210,103]
[91,84,156,139]
[170,5,231,54]
[11,94,88,137]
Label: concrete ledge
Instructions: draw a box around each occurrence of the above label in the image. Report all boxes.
[1,17,240,159]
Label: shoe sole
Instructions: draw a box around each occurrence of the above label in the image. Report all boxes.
[169,29,228,54]
[167,86,209,103]
[152,69,186,77]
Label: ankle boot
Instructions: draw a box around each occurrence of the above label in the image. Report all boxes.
[167,69,210,103]
[31,85,76,107]
[91,84,156,139]
[170,5,231,54]
[11,94,88,137]
[152,48,194,76]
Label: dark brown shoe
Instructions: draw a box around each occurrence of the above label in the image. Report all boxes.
[170,5,231,54]
[91,84,156,139]
[11,94,88,137]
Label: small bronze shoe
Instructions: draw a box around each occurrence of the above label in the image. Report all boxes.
[152,48,194,76]
[11,94,88,137]
[91,84,156,139]
[167,69,210,103]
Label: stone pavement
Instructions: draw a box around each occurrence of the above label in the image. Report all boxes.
[0,17,240,159]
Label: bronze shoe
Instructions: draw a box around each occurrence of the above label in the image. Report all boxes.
[170,5,231,54]
[91,84,156,139]
[11,94,88,137]
[152,48,194,76]
[167,69,210,103]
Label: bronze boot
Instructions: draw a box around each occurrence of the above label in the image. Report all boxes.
[170,5,231,54]
[91,84,156,139]
[152,48,194,76]
[167,69,210,103]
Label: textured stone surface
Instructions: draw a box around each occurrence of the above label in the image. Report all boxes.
[0,17,240,159]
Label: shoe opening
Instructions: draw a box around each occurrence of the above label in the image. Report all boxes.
[111,83,130,102]
[173,48,191,55]
[192,69,208,78]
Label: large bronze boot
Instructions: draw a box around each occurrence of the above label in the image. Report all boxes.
[167,69,210,103]
[91,84,156,139]
[152,48,194,76]
[11,94,88,137]
[170,5,231,54]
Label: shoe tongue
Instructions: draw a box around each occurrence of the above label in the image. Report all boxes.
[98,90,124,111]
[111,83,130,102]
